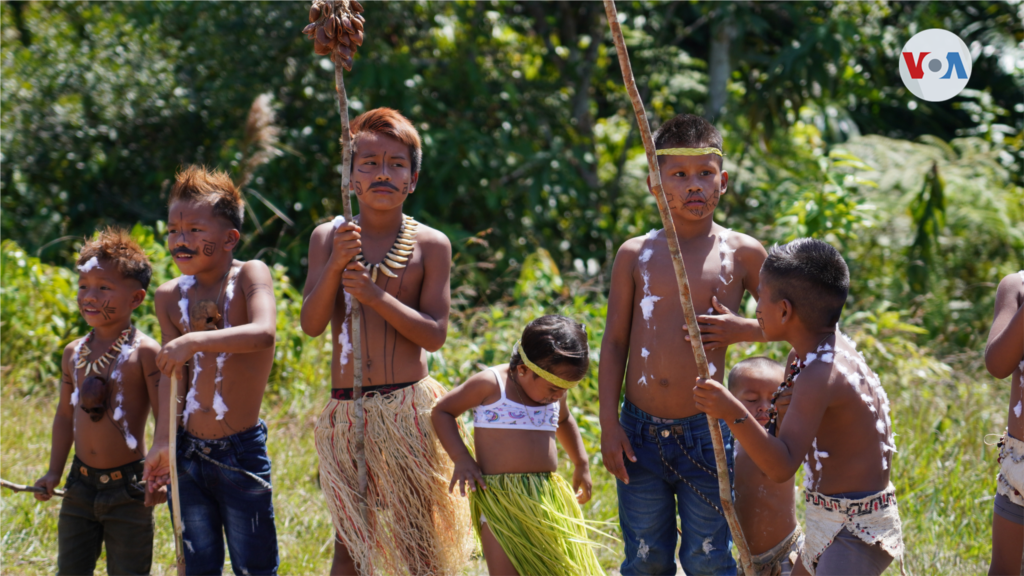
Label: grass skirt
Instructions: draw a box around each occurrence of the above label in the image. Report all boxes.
[471,472,604,576]
[314,377,473,575]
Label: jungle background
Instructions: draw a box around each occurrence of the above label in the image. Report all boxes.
[2,1,1022,573]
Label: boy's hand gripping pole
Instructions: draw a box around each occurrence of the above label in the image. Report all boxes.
[168,375,186,575]
[331,3,370,532]
[601,2,755,573]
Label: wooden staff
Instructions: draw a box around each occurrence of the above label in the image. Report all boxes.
[330,0,369,528]
[169,374,186,575]
[601,1,755,573]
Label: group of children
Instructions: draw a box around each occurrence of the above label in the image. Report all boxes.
[28,108,1021,576]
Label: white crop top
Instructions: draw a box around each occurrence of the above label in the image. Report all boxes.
[473,367,559,432]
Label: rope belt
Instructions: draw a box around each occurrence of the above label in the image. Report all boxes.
[651,424,726,517]
[180,436,272,490]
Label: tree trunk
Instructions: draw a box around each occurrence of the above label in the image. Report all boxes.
[706,15,734,121]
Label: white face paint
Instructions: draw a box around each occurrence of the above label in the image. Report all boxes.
[77,256,103,273]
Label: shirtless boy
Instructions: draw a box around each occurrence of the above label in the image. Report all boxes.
[143,166,280,574]
[301,107,471,575]
[695,238,905,575]
[34,227,163,575]
[985,270,1024,575]
[728,357,801,576]
[599,113,768,575]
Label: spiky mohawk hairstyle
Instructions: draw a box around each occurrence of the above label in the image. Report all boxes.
[168,165,245,231]
[653,113,724,160]
[77,227,153,290]
[351,108,423,174]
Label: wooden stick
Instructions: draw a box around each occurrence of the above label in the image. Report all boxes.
[168,374,186,575]
[0,478,66,497]
[332,0,369,530]
[601,2,755,573]
[0,478,148,497]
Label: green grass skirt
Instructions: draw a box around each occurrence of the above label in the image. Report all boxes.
[470,472,604,576]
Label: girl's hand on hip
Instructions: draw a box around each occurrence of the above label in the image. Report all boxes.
[448,457,486,497]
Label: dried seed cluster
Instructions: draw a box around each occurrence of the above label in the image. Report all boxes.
[303,0,365,71]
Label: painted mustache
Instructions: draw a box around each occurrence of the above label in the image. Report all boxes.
[172,246,198,257]
[369,182,399,192]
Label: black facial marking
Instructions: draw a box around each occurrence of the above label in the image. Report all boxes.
[202,241,216,257]
[100,300,116,320]
[354,181,364,196]
[401,183,409,195]
[173,246,198,257]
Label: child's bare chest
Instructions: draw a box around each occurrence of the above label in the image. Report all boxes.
[635,240,744,315]
[170,281,249,335]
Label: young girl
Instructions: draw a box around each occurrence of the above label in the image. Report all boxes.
[432,315,603,576]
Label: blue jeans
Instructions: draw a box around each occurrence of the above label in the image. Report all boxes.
[170,421,279,575]
[617,400,737,576]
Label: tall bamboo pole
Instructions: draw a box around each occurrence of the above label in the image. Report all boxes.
[331,1,369,530]
[601,2,755,573]
[168,375,186,575]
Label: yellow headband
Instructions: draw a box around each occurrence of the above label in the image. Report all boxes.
[656,147,725,157]
[515,341,581,390]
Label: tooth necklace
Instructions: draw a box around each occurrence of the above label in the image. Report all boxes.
[353,214,417,282]
[75,328,133,377]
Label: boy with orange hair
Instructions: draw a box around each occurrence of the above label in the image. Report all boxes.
[34,227,163,575]
[302,107,472,575]
[143,165,280,574]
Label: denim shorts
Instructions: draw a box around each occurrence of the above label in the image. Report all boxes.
[616,400,737,575]
[171,420,279,575]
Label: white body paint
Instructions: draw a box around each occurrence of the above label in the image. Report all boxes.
[332,216,355,375]
[641,347,650,360]
[717,229,735,285]
[639,248,653,263]
[69,338,85,407]
[708,362,717,377]
[638,374,648,386]
[76,256,102,273]
[639,271,661,324]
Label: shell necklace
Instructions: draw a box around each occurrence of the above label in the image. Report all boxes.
[75,328,133,377]
[353,214,418,282]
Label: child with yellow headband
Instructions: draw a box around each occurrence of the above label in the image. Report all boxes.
[432,315,605,575]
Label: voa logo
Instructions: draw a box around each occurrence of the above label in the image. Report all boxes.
[899,29,972,102]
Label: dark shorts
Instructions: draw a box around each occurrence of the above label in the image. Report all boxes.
[58,455,153,576]
[995,493,1024,525]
